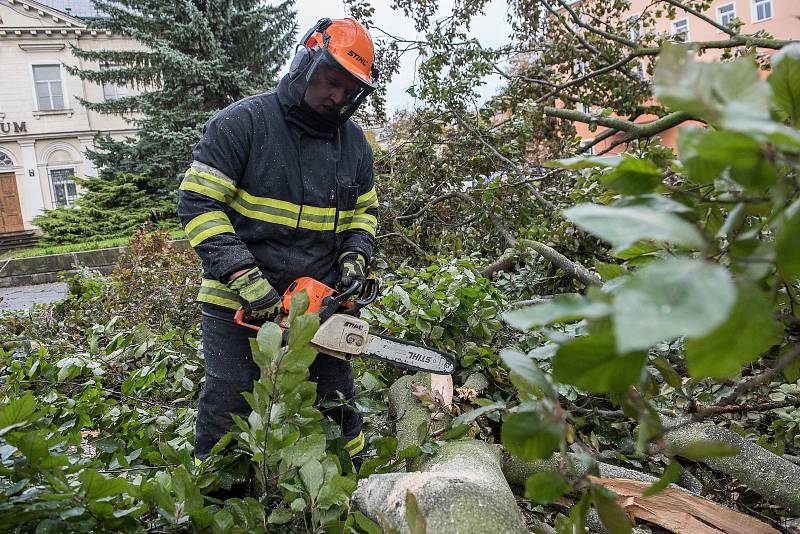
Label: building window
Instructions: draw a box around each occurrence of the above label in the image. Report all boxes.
[753,0,772,22]
[717,3,736,28]
[100,63,129,101]
[628,13,641,42]
[672,18,689,42]
[0,152,13,167]
[33,65,65,111]
[49,168,78,207]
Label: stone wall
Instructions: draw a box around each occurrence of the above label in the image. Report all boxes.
[0,240,190,287]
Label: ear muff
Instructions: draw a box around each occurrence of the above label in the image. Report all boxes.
[289,17,334,80]
[289,47,312,79]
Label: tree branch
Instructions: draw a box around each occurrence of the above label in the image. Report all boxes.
[452,111,556,211]
[520,239,602,286]
[376,232,429,258]
[662,0,738,37]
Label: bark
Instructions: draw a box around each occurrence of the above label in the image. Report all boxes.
[519,240,602,287]
[664,419,800,514]
[354,373,528,533]
[502,452,698,493]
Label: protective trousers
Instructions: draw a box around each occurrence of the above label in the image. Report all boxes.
[194,310,364,459]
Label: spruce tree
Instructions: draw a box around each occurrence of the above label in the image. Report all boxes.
[67,0,296,194]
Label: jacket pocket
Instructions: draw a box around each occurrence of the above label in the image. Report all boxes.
[335,175,359,232]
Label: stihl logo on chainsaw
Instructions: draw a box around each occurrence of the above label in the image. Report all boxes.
[348,50,368,65]
[406,351,432,364]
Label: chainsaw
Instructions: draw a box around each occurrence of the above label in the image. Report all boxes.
[233,277,456,375]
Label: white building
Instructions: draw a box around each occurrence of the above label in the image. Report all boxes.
[0,0,139,237]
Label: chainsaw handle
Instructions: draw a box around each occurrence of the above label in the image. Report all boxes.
[233,308,263,332]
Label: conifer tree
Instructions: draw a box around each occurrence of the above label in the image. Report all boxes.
[67,0,296,194]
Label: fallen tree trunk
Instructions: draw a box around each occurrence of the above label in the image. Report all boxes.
[354,373,528,533]
[665,419,800,514]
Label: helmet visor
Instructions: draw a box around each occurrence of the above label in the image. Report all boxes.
[301,48,375,124]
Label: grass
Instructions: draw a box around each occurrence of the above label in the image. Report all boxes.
[0,230,186,260]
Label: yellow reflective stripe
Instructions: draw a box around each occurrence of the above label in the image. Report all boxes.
[236,189,301,214]
[185,211,235,247]
[337,213,377,235]
[185,168,236,194]
[198,279,240,309]
[298,204,336,231]
[185,210,228,234]
[345,432,365,457]
[229,199,299,228]
[355,188,379,211]
[179,180,229,203]
[190,225,233,247]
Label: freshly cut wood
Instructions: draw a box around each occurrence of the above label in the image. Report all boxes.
[589,476,779,534]
[430,373,453,407]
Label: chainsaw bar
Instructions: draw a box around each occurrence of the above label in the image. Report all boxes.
[362,333,456,375]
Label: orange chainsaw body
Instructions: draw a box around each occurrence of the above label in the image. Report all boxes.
[281,277,335,315]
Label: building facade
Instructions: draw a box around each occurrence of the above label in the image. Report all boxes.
[568,0,799,153]
[0,0,139,236]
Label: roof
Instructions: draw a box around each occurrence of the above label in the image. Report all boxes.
[36,0,107,19]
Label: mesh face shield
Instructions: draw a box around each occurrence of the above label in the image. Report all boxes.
[293,48,375,127]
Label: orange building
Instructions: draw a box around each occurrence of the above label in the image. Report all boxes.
[569,0,800,154]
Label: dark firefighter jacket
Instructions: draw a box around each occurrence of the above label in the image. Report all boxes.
[177,76,378,311]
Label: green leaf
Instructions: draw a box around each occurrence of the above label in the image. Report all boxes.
[601,156,662,195]
[78,470,129,500]
[769,44,800,124]
[405,491,427,534]
[354,510,383,534]
[449,403,506,434]
[299,459,324,500]
[0,393,37,436]
[501,410,562,460]
[654,43,771,122]
[287,313,319,349]
[267,508,293,525]
[545,155,622,169]
[651,356,683,390]
[317,473,356,509]
[255,321,282,365]
[677,127,767,187]
[283,434,325,467]
[211,510,235,534]
[643,460,682,497]
[612,259,736,353]
[288,289,310,323]
[591,485,632,534]
[503,294,610,330]
[594,261,627,281]
[685,282,781,378]
[525,472,570,504]
[500,349,556,398]
[563,204,705,251]
[674,439,740,460]
[777,205,800,280]
[552,331,646,393]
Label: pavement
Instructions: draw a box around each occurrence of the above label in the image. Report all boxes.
[0,282,68,311]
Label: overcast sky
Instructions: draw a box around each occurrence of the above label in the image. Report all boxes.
[279,0,512,117]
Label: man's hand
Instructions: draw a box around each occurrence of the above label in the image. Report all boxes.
[337,253,366,292]
[227,266,282,319]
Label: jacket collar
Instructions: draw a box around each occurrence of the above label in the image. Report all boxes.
[276,75,338,140]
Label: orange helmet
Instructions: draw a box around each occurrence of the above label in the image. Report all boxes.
[304,18,375,88]
[287,17,377,127]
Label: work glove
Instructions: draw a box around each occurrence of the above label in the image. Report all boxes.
[227,266,282,319]
[337,253,366,293]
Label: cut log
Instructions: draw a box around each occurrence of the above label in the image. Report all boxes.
[353,440,528,534]
[665,420,800,514]
[354,373,528,533]
[590,476,779,534]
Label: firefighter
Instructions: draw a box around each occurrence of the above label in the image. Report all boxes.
[177,17,378,464]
